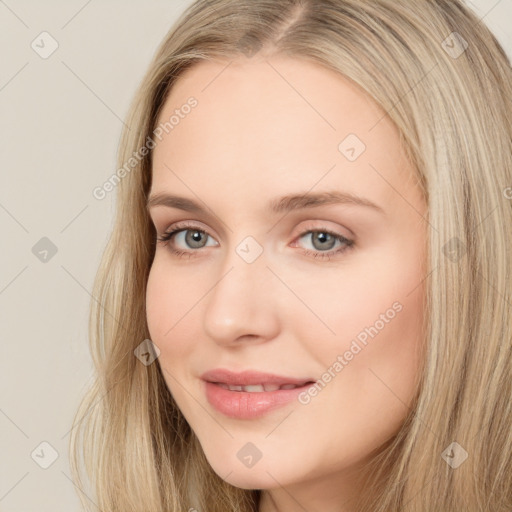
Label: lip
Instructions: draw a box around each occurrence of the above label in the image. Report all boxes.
[201,369,316,419]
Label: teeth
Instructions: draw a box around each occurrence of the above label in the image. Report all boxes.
[218,383,301,392]
[242,384,265,392]
[280,384,299,390]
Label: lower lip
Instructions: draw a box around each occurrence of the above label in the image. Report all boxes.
[204,381,313,419]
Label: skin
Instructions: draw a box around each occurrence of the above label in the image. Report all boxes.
[146,55,428,512]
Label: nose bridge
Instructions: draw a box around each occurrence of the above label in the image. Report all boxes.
[202,236,279,344]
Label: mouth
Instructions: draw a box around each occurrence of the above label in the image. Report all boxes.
[200,369,317,419]
[212,382,315,392]
[200,368,316,389]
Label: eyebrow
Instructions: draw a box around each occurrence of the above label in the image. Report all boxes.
[147,190,385,216]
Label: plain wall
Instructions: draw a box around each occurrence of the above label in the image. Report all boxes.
[0,0,510,510]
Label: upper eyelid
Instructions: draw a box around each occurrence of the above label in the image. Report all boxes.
[161,222,352,245]
[150,205,358,236]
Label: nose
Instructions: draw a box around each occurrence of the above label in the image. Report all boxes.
[202,245,280,347]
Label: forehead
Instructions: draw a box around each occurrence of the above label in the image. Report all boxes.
[156,56,386,146]
[150,56,420,216]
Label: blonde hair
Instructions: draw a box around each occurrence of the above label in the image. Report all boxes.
[69,1,512,510]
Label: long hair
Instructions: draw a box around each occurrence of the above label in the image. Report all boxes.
[69,1,512,510]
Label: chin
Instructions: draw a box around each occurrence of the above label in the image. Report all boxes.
[202,451,279,490]
[217,468,278,490]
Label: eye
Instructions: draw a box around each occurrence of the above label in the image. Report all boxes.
[156,222,217,258]
[155,222,354,260]
[292,229,354,260]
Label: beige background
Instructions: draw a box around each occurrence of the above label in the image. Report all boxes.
[0,0,510,510]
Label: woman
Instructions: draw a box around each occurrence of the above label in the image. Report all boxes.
[70,1,512,511]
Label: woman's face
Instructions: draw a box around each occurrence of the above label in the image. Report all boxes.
[146,56,427,508]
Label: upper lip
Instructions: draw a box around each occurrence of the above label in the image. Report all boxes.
[201,369,315,387]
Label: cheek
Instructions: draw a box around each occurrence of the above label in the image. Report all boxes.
[145,259,211,427]
[298,243,426,406]
[145,262,167,342]
[145,259,195,359]
[145,262,196,404]
[298,253,424,351]
[355,258,425,416]
[295,255,425,461]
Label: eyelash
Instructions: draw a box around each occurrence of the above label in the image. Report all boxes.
[155,221,354,261]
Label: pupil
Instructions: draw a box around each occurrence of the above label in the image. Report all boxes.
[186,230,205,248]
[314,232,335,250]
